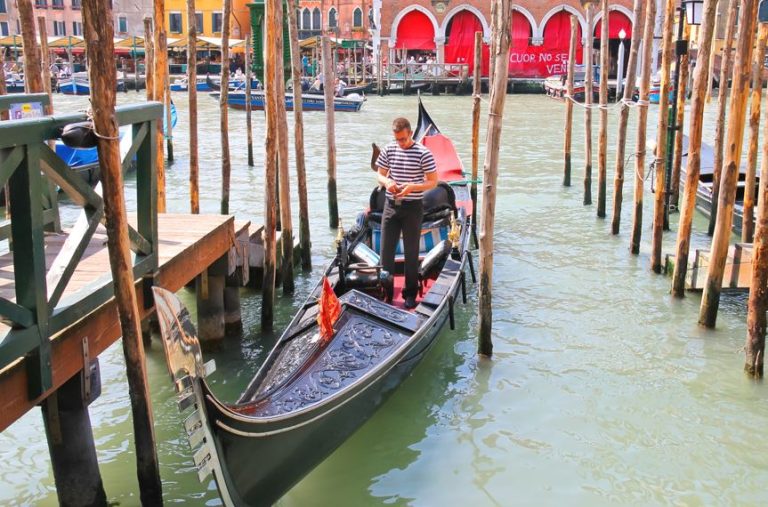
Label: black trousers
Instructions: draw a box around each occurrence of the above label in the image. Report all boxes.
[380,199,423,299]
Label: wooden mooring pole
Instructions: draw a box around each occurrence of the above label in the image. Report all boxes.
[597,0,609,217]
[630,0,656,255]
[611,0,645,234]
[82,0,162,501]
[650,0,676,274]
[745,28,768,377]
[671,0,719,298]
[275,0,294,293]
[287,0,312,271]
[153,0,167,213]
[37,17,53,115]
[471,31,482,214]
[563,16,578,188]
[671,22,691,210]
[187,0,199,213]
[17,0,42,94]
[583,1,595,206]
[220,0,232,215]
[478,0,512,358]
[742,22,768,243]
[245,32,254,168]
[262,0,279,330]
[700,0,759,328]
[165,68,173,162]
[705,3,719,103]
[143,18,154,101]
[708,0,739,236]
[0,48,7,121]
[322,36,339,228]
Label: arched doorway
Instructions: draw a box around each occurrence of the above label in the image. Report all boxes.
[444,10,486,75]
[594,11,633,78]
[394,10,436,58]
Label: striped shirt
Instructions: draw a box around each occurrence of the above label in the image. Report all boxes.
[377,141,437,201]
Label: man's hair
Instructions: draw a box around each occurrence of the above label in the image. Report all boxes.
[392,117,411,133]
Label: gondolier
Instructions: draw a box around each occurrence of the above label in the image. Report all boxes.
[376,117,438,309]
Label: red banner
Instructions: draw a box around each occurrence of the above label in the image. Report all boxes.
[508,10,583,79]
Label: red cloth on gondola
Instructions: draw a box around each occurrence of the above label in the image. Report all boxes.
[394,11,435,50]
[317,277,341,342]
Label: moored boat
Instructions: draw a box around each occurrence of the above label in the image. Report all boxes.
[4,74,25,93]
[544,65,600,102]
[153,97,473,506]
[667,135,755,235]
[211,90,365,112]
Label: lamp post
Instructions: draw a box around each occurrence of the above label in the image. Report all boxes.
[616,28,627,101]
[665,0,703,223]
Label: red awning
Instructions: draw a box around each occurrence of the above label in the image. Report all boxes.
[594,11,633,39]
[394,11,435,50]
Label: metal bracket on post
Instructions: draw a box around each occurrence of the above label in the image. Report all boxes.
[81,337,91,405]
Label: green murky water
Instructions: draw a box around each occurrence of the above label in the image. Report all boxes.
[1,90,767,506]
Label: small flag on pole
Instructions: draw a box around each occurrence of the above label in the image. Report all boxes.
[317,277,341,342]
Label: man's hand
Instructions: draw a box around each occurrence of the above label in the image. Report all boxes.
[394,184,415,198]
[385,178,400,193]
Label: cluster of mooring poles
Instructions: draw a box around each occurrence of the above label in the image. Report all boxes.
[562,0,768,377]
[0,0,323,502]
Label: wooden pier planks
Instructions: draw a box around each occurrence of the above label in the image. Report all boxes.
[666,243,756,292]
[0,213,249,432]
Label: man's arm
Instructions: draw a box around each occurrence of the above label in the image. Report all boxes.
[378,167,399,193]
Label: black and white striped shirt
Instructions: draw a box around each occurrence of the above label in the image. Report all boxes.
[377,141,437,201]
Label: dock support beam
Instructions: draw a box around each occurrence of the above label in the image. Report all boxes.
[197,256,228,343]
[43,362,107,507]
[224,272,242,334]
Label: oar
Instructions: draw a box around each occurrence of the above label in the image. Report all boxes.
[370,142,380,171]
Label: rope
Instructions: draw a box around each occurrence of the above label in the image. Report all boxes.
[86,109,120,141]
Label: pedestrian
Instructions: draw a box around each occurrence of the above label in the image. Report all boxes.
[375,117,438,309]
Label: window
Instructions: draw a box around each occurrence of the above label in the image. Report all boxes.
[195,12,204,33]
[71,0,81,8]
[72,21,82,36]
[118,16,127,33]
[0,22,8,37]
[212,12,222,33]
[0,0,6,13]
[35,0,47,8]
[328,8,337,29]
[53,20,66,36]
[312,7,320,30]
[302,8,310,30]
[169,12,182,34]
[353,8,362,28]
[52,0,63,9]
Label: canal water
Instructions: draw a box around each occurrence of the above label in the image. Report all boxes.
[1,89,767,506]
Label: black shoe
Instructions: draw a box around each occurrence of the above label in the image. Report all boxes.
[404,296,417,309]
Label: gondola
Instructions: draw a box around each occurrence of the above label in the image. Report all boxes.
[664,135,757,235]
[211,91,365,112]
[153,97,474,506]
[304,81,375,96]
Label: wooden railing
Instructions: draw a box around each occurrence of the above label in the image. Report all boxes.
[384,62,470,81]
[0,99,161,398]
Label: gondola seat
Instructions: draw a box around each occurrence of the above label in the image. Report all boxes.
[418,239,452,295]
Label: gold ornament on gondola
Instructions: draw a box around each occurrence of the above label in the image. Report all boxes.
[448,216,460,249]
[335,219,345,246]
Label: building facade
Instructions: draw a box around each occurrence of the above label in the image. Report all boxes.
[112,0,153,38]
[296,0,371,41]
[0,0,16,38]
[162,0,250,39]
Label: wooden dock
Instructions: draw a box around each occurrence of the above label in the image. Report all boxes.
[665,243,755,292]
[0,213,249,432]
